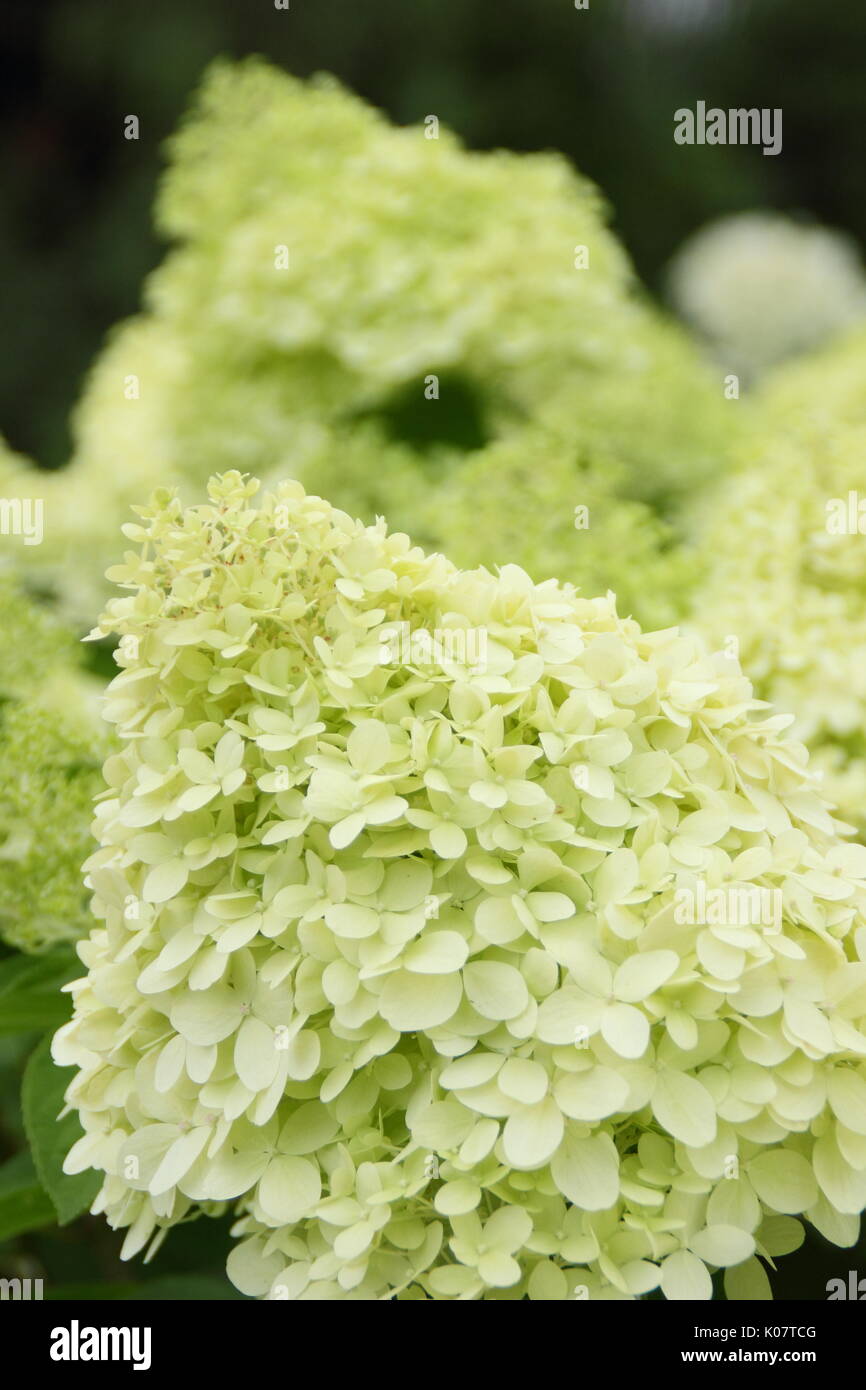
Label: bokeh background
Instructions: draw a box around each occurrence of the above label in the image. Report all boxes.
[3,0,866,1301]
[4,0,866,470]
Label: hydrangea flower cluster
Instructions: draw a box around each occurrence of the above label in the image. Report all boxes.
[667,213,866,383]
[0,572,106,952]
[414,419,697,632]
[692,325,866,833]
[30,60,729,628]
[55,472,866,1301]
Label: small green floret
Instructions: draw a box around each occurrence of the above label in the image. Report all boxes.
[0,574,106,952]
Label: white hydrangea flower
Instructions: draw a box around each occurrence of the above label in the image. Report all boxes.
[667,212,866,382]
[55,472,866,1300]
[18,61,728,631]
[692,325,866,832]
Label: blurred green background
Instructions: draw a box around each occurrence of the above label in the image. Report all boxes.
[4,0,866,470]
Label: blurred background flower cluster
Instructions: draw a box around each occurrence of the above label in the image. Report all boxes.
[2,0,866,1299]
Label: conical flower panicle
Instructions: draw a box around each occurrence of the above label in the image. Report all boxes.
[56,472,866,1300]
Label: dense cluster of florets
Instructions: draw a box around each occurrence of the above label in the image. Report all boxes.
[692,326,866,833]
[54,473,866,1301]
[0,572,106,952]
[19,60,730,630]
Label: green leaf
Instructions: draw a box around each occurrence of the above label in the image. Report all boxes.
[21,1034,100,1224]
[0,948,78,1036]
[0,1152,55,1241]
[0,947,78,998]
[45,1275,244,1301]
[0,993,71,1034]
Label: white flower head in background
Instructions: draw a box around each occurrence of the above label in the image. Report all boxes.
[14,59,731,634]
[691,323,866,834]
[667,212,866,383]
